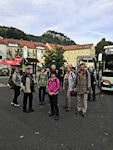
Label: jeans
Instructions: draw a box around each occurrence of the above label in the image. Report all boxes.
[23,93,33,110]
[49,94,59,116]
[59,77,64,87]
[39,87,46,102]
[13,85,20,104]
[88,84,96,100]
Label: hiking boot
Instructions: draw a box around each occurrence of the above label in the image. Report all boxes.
[93,97,96,101]
[54,116,59,121]
[29,108,34,112]
[75,110,82,115]
[66,108,71,112]
[63,106,67,109]
[11,102,14,106]
[82,112,86,117]
[23,109,27,113]
[14,103,21,107]
[39,102,43,105]
[42,102,45,105]
[48,111,54,117]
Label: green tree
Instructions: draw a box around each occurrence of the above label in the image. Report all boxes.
[44,46,66,70]
[95,38,113,55]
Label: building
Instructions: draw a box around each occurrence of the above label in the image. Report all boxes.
[4,39,48,73]
[0,38,95,71]
[46,43,95,67]
[0,38,7,69]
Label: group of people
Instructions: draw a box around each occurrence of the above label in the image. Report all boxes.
[10,63,96,120]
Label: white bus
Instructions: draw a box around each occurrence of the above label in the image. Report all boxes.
[98,45,113,91]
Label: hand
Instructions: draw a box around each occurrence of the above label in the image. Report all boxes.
[49,92,51,95]
[87,90,90,94]
[49,92,54,96]
[53,92,57,95]
[24,90,27,93]
[74,88,76,92]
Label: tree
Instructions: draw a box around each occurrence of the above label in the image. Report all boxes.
[44,46,66,70]
[95,38,113,55]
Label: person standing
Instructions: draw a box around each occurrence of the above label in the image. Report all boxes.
[63,66,76,111]
[58,66,65,87]
[71,67,77,75]
[11,67,21,107]
[45,68,50,79]
[37,68,48,105]
[88,68,96,101]
[74,63,91,117]
[49,65,58,78]
[21,68,35,113]
[47,71,60,120]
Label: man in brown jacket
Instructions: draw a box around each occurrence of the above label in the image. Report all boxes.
[74,63,91,117]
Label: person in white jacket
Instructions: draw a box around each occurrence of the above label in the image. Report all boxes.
[63,66,76,111]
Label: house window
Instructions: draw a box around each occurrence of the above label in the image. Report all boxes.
[86,51,88,54]
[33,50,36,56]
[78,51,80,54]
[36,46,45,50]
[74,52,76,55]
[8,43,18,47]
[74,57,76,60]
[82,51,84,54]
[27,50,30,57]
[70,58,72,60]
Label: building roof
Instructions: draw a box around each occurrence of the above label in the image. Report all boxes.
[0,38,5,44]
[4,38,49,50]
[63,44,94,50]
[46,43,62,49]
[2,38,94,51]
[47,43,94,50]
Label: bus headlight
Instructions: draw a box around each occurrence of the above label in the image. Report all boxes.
[103,80,110,85]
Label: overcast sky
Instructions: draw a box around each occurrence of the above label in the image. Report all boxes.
[0,0,113,45]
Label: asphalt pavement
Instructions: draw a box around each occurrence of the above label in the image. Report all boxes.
[0,77,113,150]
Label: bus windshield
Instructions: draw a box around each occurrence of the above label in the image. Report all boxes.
[104,55,113,71]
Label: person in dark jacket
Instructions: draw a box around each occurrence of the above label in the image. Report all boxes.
[11,67,21,107]
[58,66,65,87]
[45,68,50,79]
[21,68,35,113]
[49,65,58,78]
[88,68,96,101]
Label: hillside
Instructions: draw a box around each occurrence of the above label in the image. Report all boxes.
[0,26,76,46]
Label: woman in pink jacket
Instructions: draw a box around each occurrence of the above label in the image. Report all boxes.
[47,71,60,120]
